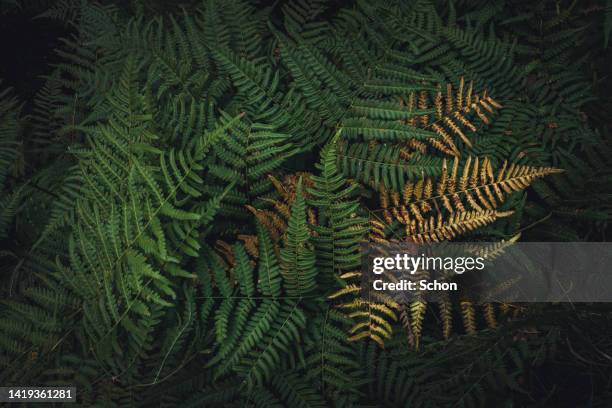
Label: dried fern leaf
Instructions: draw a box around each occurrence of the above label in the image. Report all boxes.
[410,300,427,348]
[460,299,477,334]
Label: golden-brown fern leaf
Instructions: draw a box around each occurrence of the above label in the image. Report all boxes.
[329,279,401,348]
[214,240,235,268]
[499,303,512,315]
[483,303,498,329]
[463,233,521,260]
[400,92,417,127]
[245,205,286,241]
[483,276,523,302]
[408,269,430,349]
[418,90,429,128]
[345,298,400,347]
[460,299,477,334]
[405,209,513,244]
[399,139,428,160]
[399,303,416,348]
[410,300,427,349]
[438,295,453,340]
[381,156,562,230]
[398,79,502,157]
[237,234,259,258]
[246,173,318,242]
[328,283,361,299]
[214,240,259,275]
[268,173,315,204]
[369,218,391,243]
[425,79,502,156]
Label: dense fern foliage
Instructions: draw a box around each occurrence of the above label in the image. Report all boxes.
[1,0,612,406]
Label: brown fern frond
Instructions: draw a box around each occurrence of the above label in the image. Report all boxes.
[346,309,395,347]
[400,139,428,160]
[330,268,401,348]
[464,233,521,260]
[268,173,315,204]
[328,284,361,299]
[453,111,477,132]
[421,79,502,155]
[483,276,523,302]
[399,303,416,348]
[262,197,292,220]
[406,92,416,126]
[410,300,427,348]
[465,79,473,108]
[347,315,393,336]
[378,157,562,228]
[246,172,319,242]
[428,137,459,156]
[339,271,363,280]
[307,208,317,226]
[485,95,502,109]
[409,138,427,154]
[399,148,412,160]
[435,87,443,119]
[375,156,551,244]
[432,123,460,155]
[380,184,389,207]
[215,240,235,267]
[268,174,291,202]
[444,117,472,147]
[338,299,398,321]
[499,303,512,315]
[460,299,477,334]
[472,102,489,124]
[439,296,453,340]
[348,330,386,348]
[456,76,464,111]
[406,209,513,244]
[418,90,429,127]
[245,205,286,241]
[483,303,498,329]
[446,82,453,113]
[237,234,259,258]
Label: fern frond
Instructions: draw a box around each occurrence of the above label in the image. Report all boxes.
[460,299,477,334]
[410,300,427,349]
[378,156,562,228]
[280,179,318,296]
[439,296,453,340]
